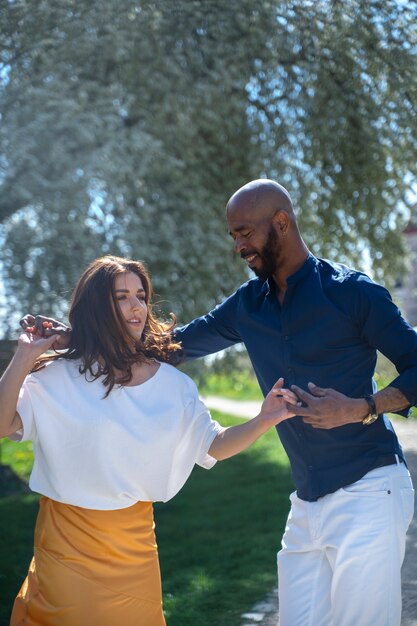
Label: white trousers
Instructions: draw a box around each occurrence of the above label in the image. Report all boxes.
[278,461,414,626]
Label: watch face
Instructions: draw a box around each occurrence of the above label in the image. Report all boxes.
[362,414,378,426]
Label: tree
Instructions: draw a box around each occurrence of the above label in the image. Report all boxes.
[0,0,416,335]
[249,0,417,283]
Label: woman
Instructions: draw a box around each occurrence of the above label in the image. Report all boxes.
[0,255,298,626]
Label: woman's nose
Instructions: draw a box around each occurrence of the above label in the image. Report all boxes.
[130,296,142,308]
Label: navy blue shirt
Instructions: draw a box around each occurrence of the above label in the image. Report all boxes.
[175,255,417,501]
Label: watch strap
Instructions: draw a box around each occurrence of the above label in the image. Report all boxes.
[362,394,378,425]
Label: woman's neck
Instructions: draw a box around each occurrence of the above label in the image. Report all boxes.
[115,359,160,387]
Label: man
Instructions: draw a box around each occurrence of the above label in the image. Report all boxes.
[22,179,417,625]
[173,179,417,626]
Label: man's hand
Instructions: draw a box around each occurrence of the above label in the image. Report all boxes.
[20,314,71,350]
[289,382,366,429]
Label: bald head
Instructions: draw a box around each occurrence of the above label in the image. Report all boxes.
[226,179,307,282]
[226,179,294,220]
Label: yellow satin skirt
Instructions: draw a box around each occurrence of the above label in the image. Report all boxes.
[10,497,166,626]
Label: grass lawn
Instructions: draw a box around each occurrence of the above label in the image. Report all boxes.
[0,411,293,626]
[0,439,33,482]
[199,372,263,401]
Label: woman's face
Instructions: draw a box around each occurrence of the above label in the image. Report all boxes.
[113,271,148,341]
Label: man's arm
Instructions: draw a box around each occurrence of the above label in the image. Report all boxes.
[21,297,242,361]
[289,277,417,429]
[174,292,242,360]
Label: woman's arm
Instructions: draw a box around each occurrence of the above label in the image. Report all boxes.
[0,331,59,438]
[208,378,298,460]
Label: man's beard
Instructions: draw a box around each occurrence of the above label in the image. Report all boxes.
[252,226,281,281]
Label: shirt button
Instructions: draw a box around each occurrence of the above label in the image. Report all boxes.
[284,335,290,341]
[308,465,313,470]
[298,432,302,437]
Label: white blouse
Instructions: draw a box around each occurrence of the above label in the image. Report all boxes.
[14,359,222,509]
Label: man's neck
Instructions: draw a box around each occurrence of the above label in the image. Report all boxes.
[272,246,310,303]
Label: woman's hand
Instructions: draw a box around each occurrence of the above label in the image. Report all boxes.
[0,327,61,439]
[258,377,301,427]
[20,314,71,350]
[208,378,299,461]
[16,328,62,365]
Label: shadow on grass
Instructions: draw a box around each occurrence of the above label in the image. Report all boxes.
[0,493,39,626]
[0,465,30,498]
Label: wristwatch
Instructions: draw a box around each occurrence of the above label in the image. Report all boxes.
[362,394,379,425]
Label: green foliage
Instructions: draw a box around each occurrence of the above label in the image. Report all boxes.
[0,439,34,481]
[1,0,258,331]
[1,1,417,334]
[181,347,264,400]
[199,371,262,401]
[0,412,293,626]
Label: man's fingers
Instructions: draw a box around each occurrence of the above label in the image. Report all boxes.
[34,316,48,336]
[50,318,70,331]
[303,419,327,429]
[290,404,313,416]
[46,326,70,337]
[307,382,327,397]
[290,384,311,408]
[31,316,69,337]
[290,384,308,399]
[19,314,36,330]
[20,314,70,341]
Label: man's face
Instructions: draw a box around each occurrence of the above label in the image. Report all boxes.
[228,207,281,280]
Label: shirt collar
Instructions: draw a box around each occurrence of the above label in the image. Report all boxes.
[265,253,316,295]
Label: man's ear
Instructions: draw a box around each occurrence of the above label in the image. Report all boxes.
[273,210,289,234]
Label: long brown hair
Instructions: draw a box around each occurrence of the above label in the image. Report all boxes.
[33,256,181,395]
